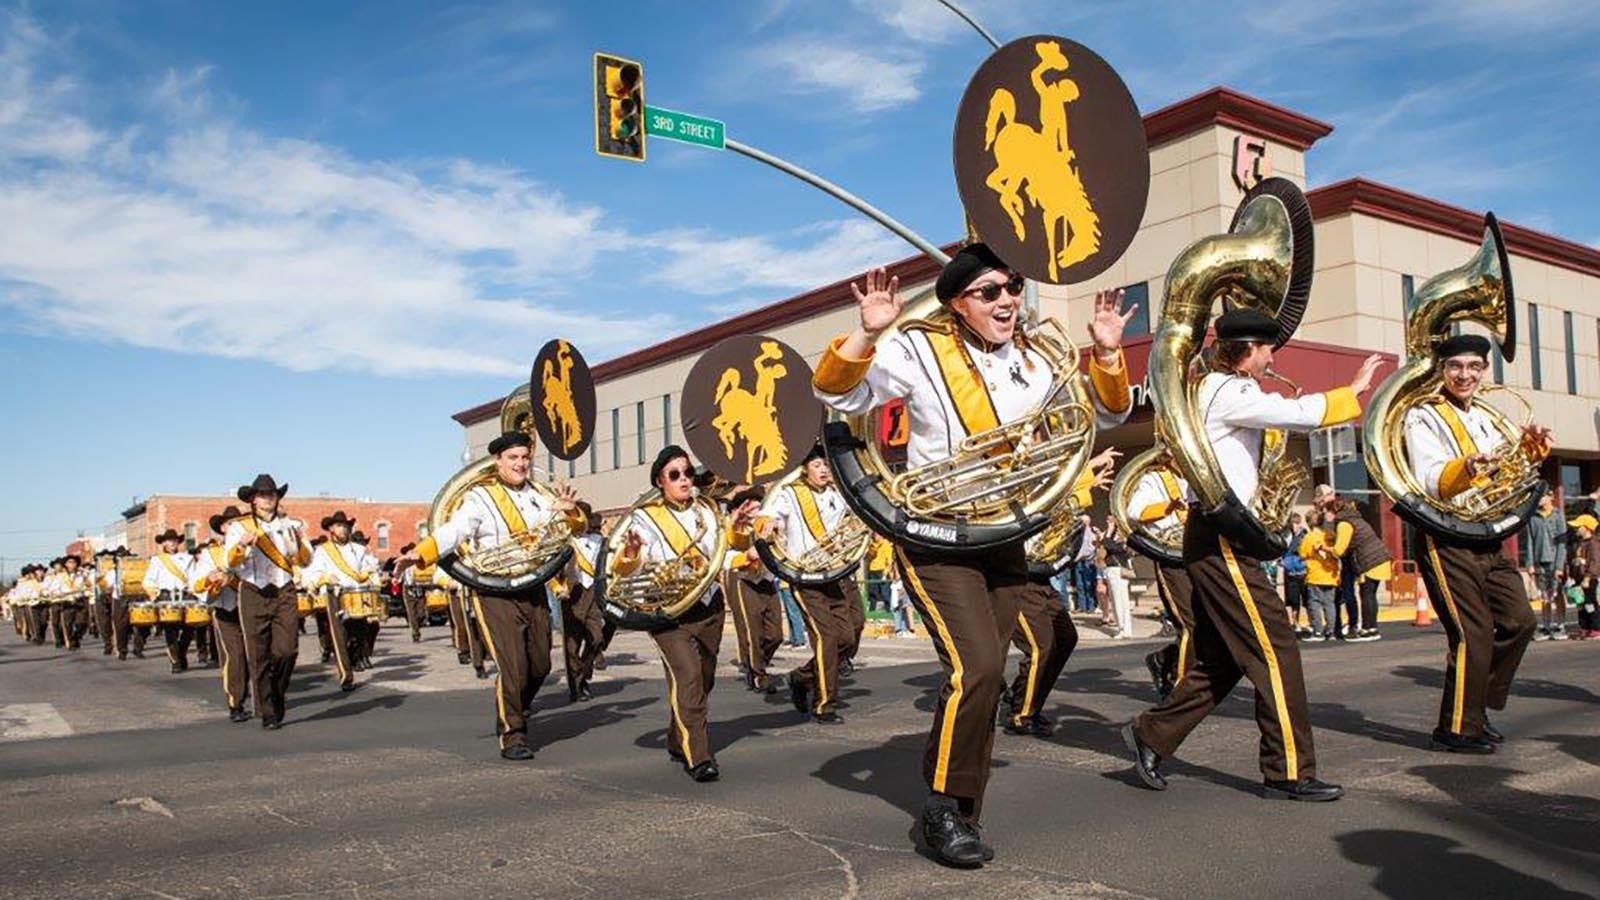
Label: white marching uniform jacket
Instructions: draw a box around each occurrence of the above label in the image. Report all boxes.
[189,545,240,612]
[142,552,193,597]
[1402,396,1505,502]
[1126,466,1189,535]
[1194,372,1360,506]
[812,324,1133,469]
[766,481,850,560]
[224,516,314,590]
[569,532,602,590]
[308,540,379,589]
[417,481,579,567]
[613,502,736,607]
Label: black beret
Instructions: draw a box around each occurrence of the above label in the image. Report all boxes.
[487,431,532,456]
[649,444,693,488]
[803,442,826,465]
[935,243,1009,302]
[1214,308,1279,343]
[1434,333,1491,361]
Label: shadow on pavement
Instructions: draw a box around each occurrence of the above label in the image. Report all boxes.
[1336,828,1592,899]
[1541,732,1600,767]
[1407,763,1600,858]
[1390,665,1600,705]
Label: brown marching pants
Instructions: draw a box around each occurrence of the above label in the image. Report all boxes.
[95,600,115,650]
[473,592,552,750]
[213,606,251,713]
[238,582,299,723]
[651,593,725,767]
[1007,578,1077,727]
[162,622,193,669]
[842,582,865,663]
[403,588,427,641]
[728,576,783,682]
[895,543,1028,814]
[1134,519,1317,783]
[1414,531,1537,738]
[724,573,751,670]
[452,592,487,670]
[790,580,857,715]
[320,593,357,688]
[58,603,87,649]
[561,583,614,696]
[1151,559,1198,688]
[49,604,66,647]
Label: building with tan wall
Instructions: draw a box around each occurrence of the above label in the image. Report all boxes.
[454,86,1600,558]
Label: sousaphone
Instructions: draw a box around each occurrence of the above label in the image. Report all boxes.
[752,465,872,586]
[594,488,729,631]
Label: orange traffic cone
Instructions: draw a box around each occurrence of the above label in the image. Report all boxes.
[1413,587,1432,627]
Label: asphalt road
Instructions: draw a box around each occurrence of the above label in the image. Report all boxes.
[1,620,1596,899]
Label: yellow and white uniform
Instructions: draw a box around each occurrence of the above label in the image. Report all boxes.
[308,539,379,590]
[570,532,602,591]
[224,517,312,589]
[142,552,193,597]
[417,480,575,568]
[1402,397,1505,502]
[614,501,724,606]
[813,327,1132,467]
[766,480,850,561]
[1194,373,1359,505]
[1127,466,1189,533]
[189,544,240,611]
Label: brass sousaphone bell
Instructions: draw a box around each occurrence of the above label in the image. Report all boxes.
[1362,214,1543,541]
[752,465,873,586]
[1149,177,1315,558]
[1109,441,1186,566]
[593,487,729,631]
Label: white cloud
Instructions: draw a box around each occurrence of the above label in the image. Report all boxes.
[753,38,926,112]
[644,219,911,297]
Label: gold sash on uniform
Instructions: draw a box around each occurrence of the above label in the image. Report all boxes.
[156,554,188,585]
[484,483,530,536]
[922,329,1001,436]
[240,517,294,573]
[790,483,829,543]
[643,505,702,564]
[1427,398,1480,456]
[325,542,368,584]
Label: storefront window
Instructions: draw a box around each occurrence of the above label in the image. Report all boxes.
[637,402,646,465]
[1563,310,1576,395]
[662,394,672,444]
[375,522,390,551]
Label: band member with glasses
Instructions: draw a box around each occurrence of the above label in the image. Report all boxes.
[813,244,1135,867]
[224,474,313,731]
[612,445,759,783]
[1403,334,1546,752]
[401,432,581,761]
[1123,309,1383,802]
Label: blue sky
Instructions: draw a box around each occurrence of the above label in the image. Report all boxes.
[3,0,1597,570]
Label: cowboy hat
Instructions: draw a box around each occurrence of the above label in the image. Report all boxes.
[320,510,357,531]
[209,505,245,534]
[236,473,289,502]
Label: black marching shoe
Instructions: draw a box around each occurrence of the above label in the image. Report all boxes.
[1262,777,1344,802]
[340,681,357,693]
[170,663,183,675]
[228,707,251,723]
[687,759,720,782]
[811,711,843,725]
[920,802,988,868]
[789,678,811,715]
[262,717,283,731]
[475,667,489,680]
[1121,723,1167,791]
[577,683,594,702]
[1429,729,1494,754]
[1481,720,1505,744]
[1145,650,1174,699]
[501,744,535,761]
[457,651,470,665]
[117,651,127,661]
[839,659,856,678]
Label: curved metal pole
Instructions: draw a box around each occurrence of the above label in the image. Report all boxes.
[932,0,1002,49]
[725,138,950,265]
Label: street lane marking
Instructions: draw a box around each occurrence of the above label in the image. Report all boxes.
[0,703,73,740]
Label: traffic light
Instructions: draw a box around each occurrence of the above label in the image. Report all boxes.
[594,52,644,162]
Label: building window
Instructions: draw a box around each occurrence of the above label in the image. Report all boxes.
[1121,282,1150,336]
[1401,274,1415,313]
[1527,303,1541,390]
[612,408,621,470]
[589,431,598,475]
[663,394,672,444]
[1562,464,1584,509]
[183,521,198,550]
[636,401,646,465]
[375,522,391,551]
[546,450,556,477]
[568,458,576,479]
[1563,310,1576,395]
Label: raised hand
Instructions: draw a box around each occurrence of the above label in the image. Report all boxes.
[621,529,644,556]
[1087,288,1135,356]
[553,483,579,513]
[1350,354,1386,395]
[851,267,903,337]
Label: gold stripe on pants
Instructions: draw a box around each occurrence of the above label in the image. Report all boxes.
[1153,560,1197,686]
[1007,578,1076,726]
[472,592,553,749]
[789,580,854,715]
[650,593,725,766]
[213,606,250,711]
[237,582,299,724]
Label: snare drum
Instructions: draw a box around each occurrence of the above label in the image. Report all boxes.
[424,588,450,612]
[156,603,185,625]
[128,602,158,627]
[338,588,385,621]
[295,591,315,617]
[184,603,212,626]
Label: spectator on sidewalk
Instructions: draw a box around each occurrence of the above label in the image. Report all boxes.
[889,573,916,637]
[1527,492,1568,640]
[1070,515,1100,614]
[1101,516,1134,638]
[1299,510,1342,641]
[1568,514,1599,639]
[777,580,809,649]
[864,535,893,613]
[1281,512,1310,634]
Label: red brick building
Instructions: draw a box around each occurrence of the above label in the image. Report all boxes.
[117,495,431,560]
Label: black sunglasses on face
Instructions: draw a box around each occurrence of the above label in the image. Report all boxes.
[962,273,1026,303]
[662,467,692,482]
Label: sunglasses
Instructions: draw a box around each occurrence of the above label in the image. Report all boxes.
[961,273,1026,303]
[662,467,693,482]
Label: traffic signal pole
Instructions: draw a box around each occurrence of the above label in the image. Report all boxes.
[932,0,1002,49]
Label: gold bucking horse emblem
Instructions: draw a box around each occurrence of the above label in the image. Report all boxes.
[712,340,788,482]
[983,40,1100,281]
[541,340,583,453]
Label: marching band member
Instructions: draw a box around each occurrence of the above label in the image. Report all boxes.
[401,432,581,761]
[12,565,43,643]
[57,555,89,651]
[224,474,313,730]
[612,445,758,782]
[307,511,377,692]
[1124,309,1382,802]
[43,558,67,648]
[725,489,783,694]
[812,245,1134,866]
[192,506,252,722]
[443,569,488,679]
[142,529,195,673]
[399,543,429,643]
[350,530,382,665]
[92,551,118,656]
[1004,453,1116,737]
[1403,334,1544,752]
[1125,449,1196,699]
[768,448,855,722]
[560,502,614,703]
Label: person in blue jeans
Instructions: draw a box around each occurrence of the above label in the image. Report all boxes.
[1069,516,1100,613]
[777,580,809,648]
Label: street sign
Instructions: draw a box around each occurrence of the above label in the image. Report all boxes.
[644,105,725,150]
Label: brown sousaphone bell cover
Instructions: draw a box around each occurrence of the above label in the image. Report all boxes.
[529,338,597,461]
[680,335,823,487]
[953,35,1149,285]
